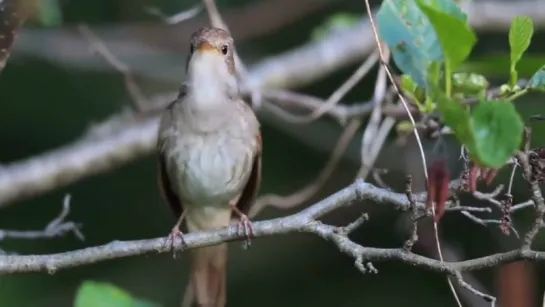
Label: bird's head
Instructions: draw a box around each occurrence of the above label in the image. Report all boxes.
[184,27,238,104]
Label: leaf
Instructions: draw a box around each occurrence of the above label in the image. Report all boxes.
[377,0,443,86]
[528,65,545,91]
[74,281,160,307]
[509,15,534,85]
[469,100,524,168]
[452,72,489,96]
[34,0,63,27]
[311,13,360,40]
[416,0,477,70]
[430,85,474,150]
[400,74,417,94]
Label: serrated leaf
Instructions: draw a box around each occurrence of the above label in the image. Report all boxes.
[416,0,477,70]
[311,13,360,40]
[470,100,524,168]
[509,16,534,84]
[74,281,161,307]
[528,65,545,91]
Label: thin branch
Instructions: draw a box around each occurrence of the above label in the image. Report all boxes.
[78,24,149,111]
[0,195,84,241]
[0,20,375,208]
[0,180,544,276]
[144,4,203,24]
[251,118,362,217]
[404,175,418,251]
[275,50,380,124]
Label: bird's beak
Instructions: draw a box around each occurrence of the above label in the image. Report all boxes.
[196,41,220,55]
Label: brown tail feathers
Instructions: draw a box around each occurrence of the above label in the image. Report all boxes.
[181,243,227,307]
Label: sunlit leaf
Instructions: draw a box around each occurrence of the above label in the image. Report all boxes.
[74,281,160,307]
[509,15,534,85]
[416,0,477,70]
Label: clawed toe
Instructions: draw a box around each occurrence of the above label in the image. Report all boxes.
[164,227,186,258]
[236,215,254,248]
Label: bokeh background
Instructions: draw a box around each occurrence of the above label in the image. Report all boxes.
[0,0,544,306]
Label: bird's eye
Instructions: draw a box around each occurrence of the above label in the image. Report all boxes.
[221,44,228,55]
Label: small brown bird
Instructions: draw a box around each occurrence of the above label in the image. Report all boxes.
[156,27,261,307]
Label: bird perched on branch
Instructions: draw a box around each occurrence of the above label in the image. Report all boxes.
[156,27,262,307]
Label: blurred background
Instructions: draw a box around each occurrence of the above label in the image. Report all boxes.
[0,0,544,306]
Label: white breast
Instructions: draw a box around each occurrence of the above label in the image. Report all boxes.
[166,129,254,208]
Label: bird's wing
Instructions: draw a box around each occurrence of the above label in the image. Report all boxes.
[157,99,185,219]
[232,102,262,217]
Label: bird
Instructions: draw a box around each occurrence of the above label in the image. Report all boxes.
[156,27,262,307]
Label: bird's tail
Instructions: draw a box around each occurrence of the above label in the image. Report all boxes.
[181,243,228,307]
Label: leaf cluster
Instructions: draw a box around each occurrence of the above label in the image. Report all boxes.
[377,0,545,168]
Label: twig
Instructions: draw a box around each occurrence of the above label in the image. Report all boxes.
[276,50,380,124]
[0,195,84,241]
[404,175,419,251]
[78,24,149,111]
[454,272,497,305]
[144,4,203,24]
[251,118,362,217]
[358,52,393,179]
[362,1,462,306]
[460,211,520,238]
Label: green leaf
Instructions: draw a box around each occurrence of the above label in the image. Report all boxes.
[75,281,160,307]
[401,74,417,94]
[509,16,534,85]
[430,85,474,150]
[452,72,489,96]
[34,0,63,27]
[416,0,477,70]
[528,65,545,92]
[469,100,524,168]
[377,0,443,86]
[311,13,361,40]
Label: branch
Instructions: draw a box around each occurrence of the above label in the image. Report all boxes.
[0,179,543,276]
[0,195,84,241]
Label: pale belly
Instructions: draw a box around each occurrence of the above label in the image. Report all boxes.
[167,134,252,208]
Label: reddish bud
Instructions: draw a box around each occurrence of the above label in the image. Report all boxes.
[426,159,450,223]
[468,165,479,193]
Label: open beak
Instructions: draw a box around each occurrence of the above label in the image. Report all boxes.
[196,41,220,55]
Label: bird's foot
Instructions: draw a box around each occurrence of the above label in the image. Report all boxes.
[163,226,186,259]
[236,213,254,249]
[229,201,254,249]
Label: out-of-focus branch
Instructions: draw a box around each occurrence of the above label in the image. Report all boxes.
[0,15,378,207]
[0,179,542,276]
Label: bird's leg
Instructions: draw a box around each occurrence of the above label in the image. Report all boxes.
[229,201,254,248]
[164,211,187,258]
